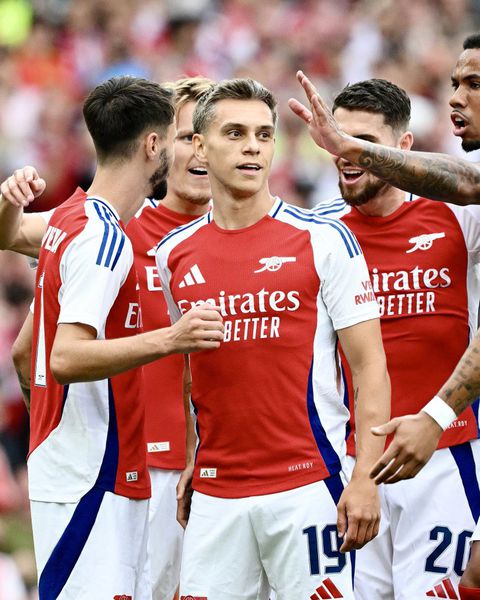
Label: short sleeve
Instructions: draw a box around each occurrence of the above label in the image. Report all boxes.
[313,222,380,331]
[58,218,133,336]
[447,203,480,264]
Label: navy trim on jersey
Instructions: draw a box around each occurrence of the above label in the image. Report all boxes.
[38,380,119,598]
[102,206,119,269]
[340,366,351,442]
[147,197,159,208]
[306,361,342,475]
[313,204,348,217]
[92,201,126,271]
[87,197,119,222]
[157,214,208,250]
[450,442,480,522]
[271,199,284,218]
[283,206,362,259]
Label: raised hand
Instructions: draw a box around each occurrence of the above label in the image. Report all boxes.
[0,166,46,208]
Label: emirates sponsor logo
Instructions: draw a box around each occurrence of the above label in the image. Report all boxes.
[178,288,301,317]
[371,266,451,293]
[370,266,452,317]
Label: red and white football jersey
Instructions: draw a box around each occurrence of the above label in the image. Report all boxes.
[156,198,379,498]
[127,200,201,470]
[314,197,480,452]
[29,189,150,502]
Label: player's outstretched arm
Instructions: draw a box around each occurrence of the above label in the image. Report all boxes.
[335,318,390,553]
[50,303,224,384]
[0,167,48,257]
[177,356,195,529]
[11,311,33,412]
[370,327,480,484]
[288,71,480,205]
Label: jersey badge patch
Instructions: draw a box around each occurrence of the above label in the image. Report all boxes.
[199,468,217,478]
[179,264,206,288]
[147,441,170,453]
[254,256,296,273]
[406,232,445,253]
[126,471,138,482]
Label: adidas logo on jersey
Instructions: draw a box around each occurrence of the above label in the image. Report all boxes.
[310,577,344,599]
[254,256,296,273]
[425,578,458,598]
[179,264,206,288]
[406,232,445,253]
[147,441,170,453]
[126,471,138,482]
[199,468,217,478]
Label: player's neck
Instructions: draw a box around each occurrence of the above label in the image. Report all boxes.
[87,167,149,224]
[355,189,405,217]
[210,183,275,230]
[162,194,210,217]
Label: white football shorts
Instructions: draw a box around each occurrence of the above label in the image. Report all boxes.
[148,468,184,600]
[31,489,151,599]
[179,475,355,600]
[348,439,480,600]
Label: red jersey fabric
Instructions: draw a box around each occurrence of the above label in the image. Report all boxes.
[314,197,480,453]
[29,189,150,502]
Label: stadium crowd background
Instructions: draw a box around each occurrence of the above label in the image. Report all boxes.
[1,0,480,596]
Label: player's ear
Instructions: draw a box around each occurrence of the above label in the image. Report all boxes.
[193,133,207,165]
[144,131,159,161]
[399,130,414,151]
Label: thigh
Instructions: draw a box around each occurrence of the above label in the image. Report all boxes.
[148,468,184,600]
[256,477,354,600]
[390,441,480,600]
[34,490,151,600]
[180,492,269,600]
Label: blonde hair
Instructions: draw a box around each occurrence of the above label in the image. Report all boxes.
[163,76,216,114]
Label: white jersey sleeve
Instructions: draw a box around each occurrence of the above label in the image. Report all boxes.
[311,222,380,331]
[58,217,133,337]
[446,203,480,264]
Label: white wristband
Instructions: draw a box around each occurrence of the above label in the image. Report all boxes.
[421,396,457,431]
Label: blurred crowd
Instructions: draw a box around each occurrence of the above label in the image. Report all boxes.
[1,0,480,595]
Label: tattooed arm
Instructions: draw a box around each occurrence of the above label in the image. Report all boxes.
[369,329,480,484]
[288,71,480,205]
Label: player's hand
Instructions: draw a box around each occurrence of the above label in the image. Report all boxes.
[176,464,194,529]
[288,70,349,156]
[336,477,380,552]
[369,412,443,484]
[0,166,46,208]
[168,303,224,353]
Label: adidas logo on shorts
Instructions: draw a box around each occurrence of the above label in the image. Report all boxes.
[310,577,344,599]
[180,596,208,600]
[426,578,458,598]
[113,595,132,600]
